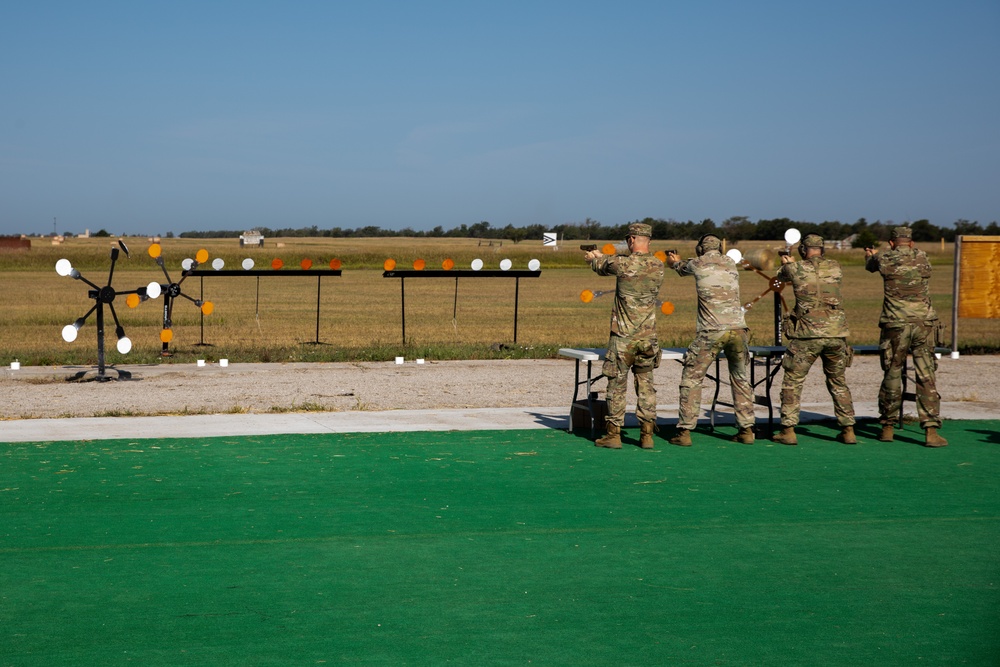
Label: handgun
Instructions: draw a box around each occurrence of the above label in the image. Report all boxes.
[778,249,790,257]
[580,244,597,252]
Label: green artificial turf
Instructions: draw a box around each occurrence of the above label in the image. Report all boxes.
[1,421,998,665]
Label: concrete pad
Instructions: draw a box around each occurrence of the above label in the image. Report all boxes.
[0,400,994,443]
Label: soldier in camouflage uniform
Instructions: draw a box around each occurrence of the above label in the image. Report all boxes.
[772,234,856,445]
[585,222,665,449]
[865,226,947,447]
[665,235,755,446]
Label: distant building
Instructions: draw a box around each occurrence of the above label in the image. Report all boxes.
[833,234,859,250]
[240,230,264,247]
[0,236,31,251]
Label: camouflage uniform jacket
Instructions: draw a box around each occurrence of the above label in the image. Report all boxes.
[672,250,746,332]
[865,246,938,324]
[590,251,664,339]
[777,257,849,338]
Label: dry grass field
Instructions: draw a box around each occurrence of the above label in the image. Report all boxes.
[1,236,995,366]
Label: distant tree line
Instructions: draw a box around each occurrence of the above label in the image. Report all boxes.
[177,216,999,245]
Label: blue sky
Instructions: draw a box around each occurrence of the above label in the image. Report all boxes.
[2,1,998,236]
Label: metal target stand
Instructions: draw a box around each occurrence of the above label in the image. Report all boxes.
[382,269,541,346]
[187,268,343,345]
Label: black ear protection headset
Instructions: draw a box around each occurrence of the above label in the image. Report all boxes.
[798,234,825,259]
[695,234,720,257]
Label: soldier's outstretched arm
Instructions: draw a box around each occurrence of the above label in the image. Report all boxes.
[666,251,692,276]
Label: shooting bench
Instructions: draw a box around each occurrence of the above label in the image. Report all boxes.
[559,347,738,436]
[748,344,952,430]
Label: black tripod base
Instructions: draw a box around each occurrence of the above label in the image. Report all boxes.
[67,367,135,383]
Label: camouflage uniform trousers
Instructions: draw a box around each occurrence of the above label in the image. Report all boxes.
[603,334,660,427]
[677,328,754,431]
[779,337,855,427]
[878,321,942,429]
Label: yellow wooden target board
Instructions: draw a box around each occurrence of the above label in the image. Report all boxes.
[959,236,1000,319]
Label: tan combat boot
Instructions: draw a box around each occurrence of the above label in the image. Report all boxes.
[732,427,755,444]
[773,426,797,445]
[639,421,656,449]
[837,425,857,445]
[924,427,948,448]
[595,422,622,449]
[878,424,894,442]
[668,427,692,447]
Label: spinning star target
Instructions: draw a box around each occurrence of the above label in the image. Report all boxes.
[146,244,215,355]
[728,227,804,345]
[55,241,159,381]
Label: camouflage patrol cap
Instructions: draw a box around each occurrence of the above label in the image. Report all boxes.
[628,222,653,238]
[891,226,912,240]
[801,233,824,247]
